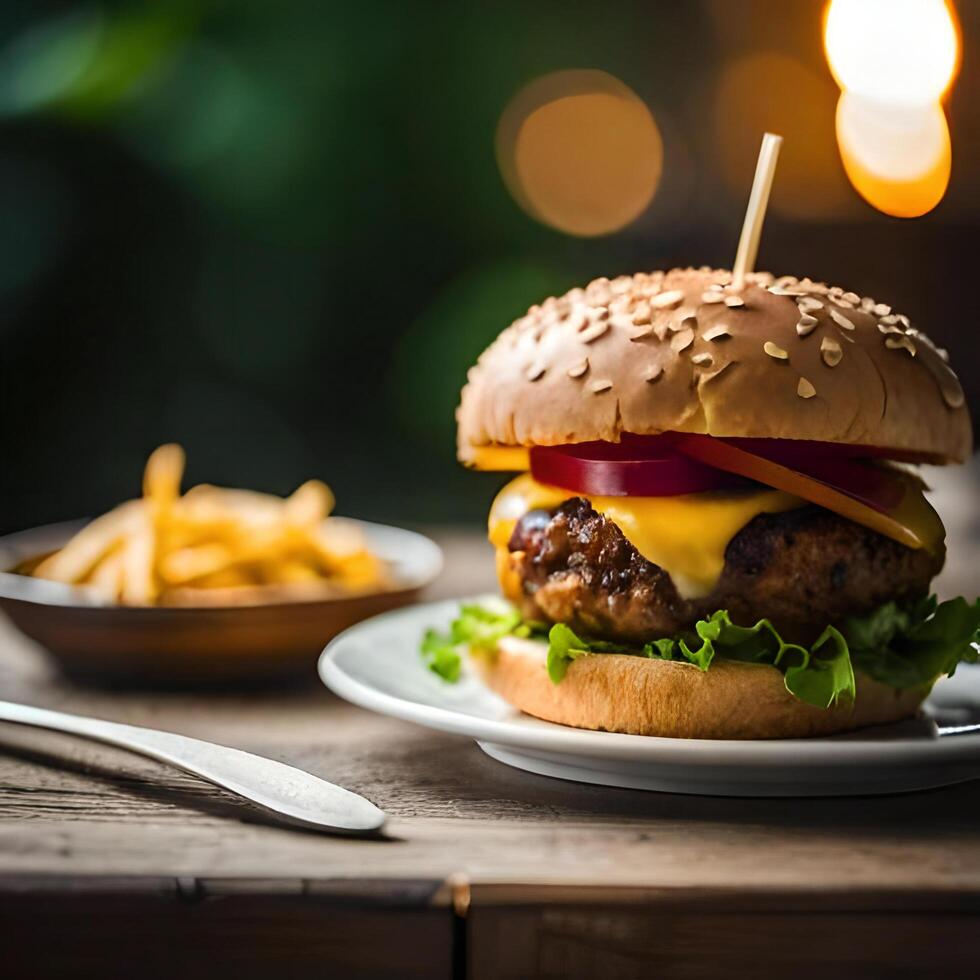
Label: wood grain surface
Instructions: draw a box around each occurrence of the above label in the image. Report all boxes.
[1,496,978,977]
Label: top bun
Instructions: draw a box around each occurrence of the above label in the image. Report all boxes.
[457,267,972,464]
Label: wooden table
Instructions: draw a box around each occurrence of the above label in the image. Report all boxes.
[2,503,979,978]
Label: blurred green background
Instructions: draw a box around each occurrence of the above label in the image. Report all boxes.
[0,0,977,533]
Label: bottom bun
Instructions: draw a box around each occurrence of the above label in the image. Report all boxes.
[473,636,929,739]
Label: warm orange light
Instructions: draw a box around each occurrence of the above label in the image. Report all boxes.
[496,70,662,237]
[713,52,855,221]
[825,0,958,105]
[824,0,959,216]
[836,93,950,217]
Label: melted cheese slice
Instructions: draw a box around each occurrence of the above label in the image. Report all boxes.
[489,474,803,599]
[467,446,531,471]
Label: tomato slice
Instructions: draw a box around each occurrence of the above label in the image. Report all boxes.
[529,439,749,497]
[674,434,944,551]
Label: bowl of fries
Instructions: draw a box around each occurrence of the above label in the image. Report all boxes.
[0,446,443,683]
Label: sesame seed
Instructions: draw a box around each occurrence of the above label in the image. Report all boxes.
[670,327,695,352]
[567,358,589,378]
[644,365,663,383]
[669,315,698,334]
[769,286,806,296]
[580,321,610,344]
[821,336,842,366]
[885,335,916,356]
[877,322,904,335]
[702,324,731,342]
[796,314,818,337]
[610,313,634,331]
[880,314,900,325]
[843,291,860,305]
[568,312,587,332]
[632,302,652,325]
[873,303,891,317]
[724,295,745,308]
[526,362,547,381]
[830,309,855,331]
[764,341,788,361]
[590,379,613,394]
[691,352,714,366]
[797,377,816,399]
[650,289,684,309]
[701,292,725,304]
[798,296,823,312]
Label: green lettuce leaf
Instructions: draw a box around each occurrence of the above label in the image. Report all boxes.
[546,623,628,682]
[844,596,980,690]
[422,596,980,710]
[420,599,539,682]
[450,600,528,649]
[420,628,462,682]
[548,611,855,708]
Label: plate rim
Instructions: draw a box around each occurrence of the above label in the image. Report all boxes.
[319,596,980,768]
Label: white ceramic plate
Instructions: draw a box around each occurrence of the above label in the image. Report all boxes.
[320,597,980,797]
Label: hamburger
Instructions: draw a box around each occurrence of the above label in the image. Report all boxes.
[422,267,979,739]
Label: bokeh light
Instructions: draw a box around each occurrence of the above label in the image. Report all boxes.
[496,70,662,237]
[824,0,960,217]
[713,52,856,221]
[836,93,951,217]
[824,0,959,106]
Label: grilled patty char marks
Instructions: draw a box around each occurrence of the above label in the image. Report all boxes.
[507,498,943,644]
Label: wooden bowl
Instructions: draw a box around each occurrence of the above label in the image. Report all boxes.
[0,519,442,686]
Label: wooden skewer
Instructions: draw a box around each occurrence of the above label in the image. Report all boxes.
[732,132,783,290]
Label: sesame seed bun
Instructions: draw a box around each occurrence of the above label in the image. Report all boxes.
[457,267,972,464]
[475,636,929,739]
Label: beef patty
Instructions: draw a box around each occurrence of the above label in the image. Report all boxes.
[507,498,943,644]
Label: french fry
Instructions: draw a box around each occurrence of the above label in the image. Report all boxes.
[158,543,235,585]
[143,444,185,507]
[181,485,284,523]
[118,506,158,604]
[84,548,125,602]
[255,557,324,585]
[29,444,386,604]
[284,480,334,526]
[33,500,143,584]
[177,567,256,590]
